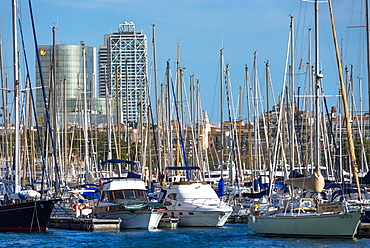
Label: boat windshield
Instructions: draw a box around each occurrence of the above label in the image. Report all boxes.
[101,189,147,202]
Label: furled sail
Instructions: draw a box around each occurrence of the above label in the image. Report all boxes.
[285,170,325,192]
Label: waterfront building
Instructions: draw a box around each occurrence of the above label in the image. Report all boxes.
[99,22,148,123]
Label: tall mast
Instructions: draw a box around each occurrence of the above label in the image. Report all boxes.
[115,65,121,159]
[290,16,295,173]
[253,52,258,191]
[314,0,321,175]
[13,0,21,193]
[366,0,370,117]
[176,40,182,122]
[245,65,252,178]
[125,59,130,161]
[105,65,112,163]
[51,26,57,156]
[81,42,90,181]
[166,60,173,168]
[152,24,162,176]
[176,41,182,167]
[220,49,224,170]
[265,61,272,178]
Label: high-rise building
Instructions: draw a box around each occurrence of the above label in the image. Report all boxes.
[99,22,148,123]
[36,44,106,125]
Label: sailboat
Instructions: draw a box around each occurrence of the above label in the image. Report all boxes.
[0,0,59,231]
[247,0,362,238]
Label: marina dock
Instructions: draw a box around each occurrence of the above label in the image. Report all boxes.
[357,223,370,238]
[49,217,121,232]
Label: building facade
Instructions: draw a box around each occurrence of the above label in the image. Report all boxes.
[36,44,106,126]
[99,22,148,123]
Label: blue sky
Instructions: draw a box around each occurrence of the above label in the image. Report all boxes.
[0,0,366,123]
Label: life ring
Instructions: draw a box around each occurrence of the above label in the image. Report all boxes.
[71,203,87,212]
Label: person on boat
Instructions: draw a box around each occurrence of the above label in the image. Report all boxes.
[253,203,260,216]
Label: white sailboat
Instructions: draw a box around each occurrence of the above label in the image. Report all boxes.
[248,0,362,238]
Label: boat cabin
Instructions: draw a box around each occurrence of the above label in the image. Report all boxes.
[100,189,147,202]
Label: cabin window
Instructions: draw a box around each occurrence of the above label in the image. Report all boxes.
[168,193,177,200]
[113,190,124,199]
[124,190,135,199]
[135,190,146,199]
[101,191,110,202]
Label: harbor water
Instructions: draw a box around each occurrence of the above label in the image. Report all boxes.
[0,224,368,248]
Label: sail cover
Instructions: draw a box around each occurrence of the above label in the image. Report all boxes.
[285,171,325,192]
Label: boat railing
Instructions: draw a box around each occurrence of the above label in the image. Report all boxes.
[168,197,223,210]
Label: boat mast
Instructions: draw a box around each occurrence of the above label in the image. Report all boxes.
[290,15,295,174]
[81,42,90,181]
[245,65,253,181]
[166,60,173,169]
[220,49,224,175]
[125,59,129,161]
[265,61,272,182]
[152,24,162,176]
[13,0,21,193]
[366,0,370,117]
[314,0,322,178]
[104,65,113,167]
[253,52,259,191]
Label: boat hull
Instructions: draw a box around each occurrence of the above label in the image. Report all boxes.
[248,211,362,238]
[0,199,58,232]
[169,209,232,227]
[95,209,165,230]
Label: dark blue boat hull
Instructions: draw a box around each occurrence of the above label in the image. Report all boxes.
[0,199,58,231]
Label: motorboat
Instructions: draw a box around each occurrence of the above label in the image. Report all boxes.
[158,181,232,227]
[92,177,166,230]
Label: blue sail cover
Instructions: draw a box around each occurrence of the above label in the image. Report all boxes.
[243,188,270,199]
[216,178,225,197]
[81,186,101,200]
[253,179,260,192]
[101,159,136,166]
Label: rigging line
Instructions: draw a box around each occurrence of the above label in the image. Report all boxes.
[28,0,61,194]
[224,66,239,185]
[343,0,358,67]
[171,79,190,181]
[145,69,161,176]
[17,11,51,192]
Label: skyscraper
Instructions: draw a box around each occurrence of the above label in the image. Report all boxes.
[36,44,106,126]
[99,22,148,123]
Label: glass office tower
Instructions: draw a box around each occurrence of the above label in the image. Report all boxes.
[36,44,105,125]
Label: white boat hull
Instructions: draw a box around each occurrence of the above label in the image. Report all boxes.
[170,210,232,227]
[97,209,165,230]
[248,211,362,238]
